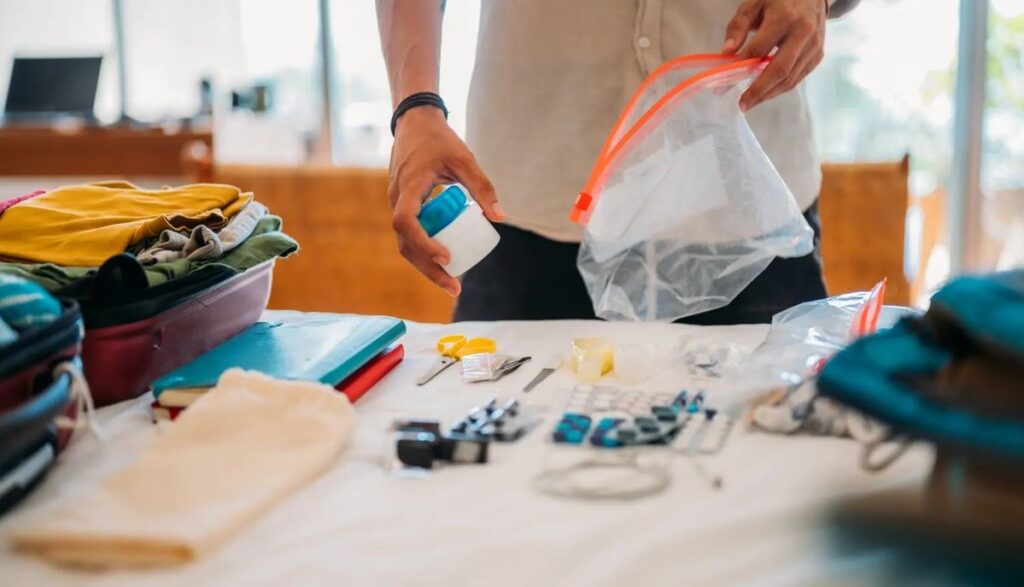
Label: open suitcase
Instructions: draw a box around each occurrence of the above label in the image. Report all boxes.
[53,254,275,406]
[0,301,83,515]
[0,254,273,514]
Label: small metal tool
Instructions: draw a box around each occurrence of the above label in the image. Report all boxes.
[523,354,563,392]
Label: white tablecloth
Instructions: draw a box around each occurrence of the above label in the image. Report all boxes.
[0,319,934,586]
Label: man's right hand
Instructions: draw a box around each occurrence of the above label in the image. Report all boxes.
[387,107,504,297]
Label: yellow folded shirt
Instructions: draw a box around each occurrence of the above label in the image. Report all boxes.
[0,181,253,266]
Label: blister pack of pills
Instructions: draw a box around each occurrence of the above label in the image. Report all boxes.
[550,387,733,453]
[563,385,679,417]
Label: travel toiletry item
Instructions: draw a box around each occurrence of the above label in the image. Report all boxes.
[613,343,656,384]
[417,184,500,277]
[570,338,614,383]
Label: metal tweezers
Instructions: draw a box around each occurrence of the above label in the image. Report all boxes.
[487,356,532,381]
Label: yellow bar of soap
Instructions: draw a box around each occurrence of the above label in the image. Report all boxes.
[570,338,614,383]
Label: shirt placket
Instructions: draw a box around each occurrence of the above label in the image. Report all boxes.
[633,0,665,76]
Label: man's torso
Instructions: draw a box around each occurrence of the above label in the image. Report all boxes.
[466,0,821,242]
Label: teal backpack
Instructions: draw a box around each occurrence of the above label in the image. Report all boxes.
[818,271,1024,462]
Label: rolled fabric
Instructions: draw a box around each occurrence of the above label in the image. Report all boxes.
[0,273,61,331]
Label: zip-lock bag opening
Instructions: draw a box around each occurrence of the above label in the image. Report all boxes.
[572,54,814,322]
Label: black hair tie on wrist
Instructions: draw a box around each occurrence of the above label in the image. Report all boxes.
[390,92,449,137]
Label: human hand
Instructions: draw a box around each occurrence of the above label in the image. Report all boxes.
[388,107,504,296]
[722,0,827,112]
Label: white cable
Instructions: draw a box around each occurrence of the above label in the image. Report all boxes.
[52,361,106,441]
[533,451,671,501]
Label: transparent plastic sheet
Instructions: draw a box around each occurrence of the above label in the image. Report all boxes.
[461,353,513,382]
[665,336,751,379]
[716,284,917,412]
[573,55,814,322]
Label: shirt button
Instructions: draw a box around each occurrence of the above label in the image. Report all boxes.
[637,36,652,49]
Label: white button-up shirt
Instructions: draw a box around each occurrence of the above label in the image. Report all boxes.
[466,0,845,243]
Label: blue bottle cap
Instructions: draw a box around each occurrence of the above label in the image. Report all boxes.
[417,185,468,237]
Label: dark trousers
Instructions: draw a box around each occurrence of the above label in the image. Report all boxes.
[454,203,828,325]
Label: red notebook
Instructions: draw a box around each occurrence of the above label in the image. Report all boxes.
[337,344,404,403]
[151,344,404,422]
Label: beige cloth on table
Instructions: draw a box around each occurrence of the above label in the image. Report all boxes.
[9,369,354,568]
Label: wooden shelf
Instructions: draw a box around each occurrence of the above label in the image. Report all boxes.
[0,125,212,177]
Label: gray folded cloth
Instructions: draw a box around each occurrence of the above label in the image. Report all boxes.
[137,202,268,265]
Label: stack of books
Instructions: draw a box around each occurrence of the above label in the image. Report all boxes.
[150,315,406,422]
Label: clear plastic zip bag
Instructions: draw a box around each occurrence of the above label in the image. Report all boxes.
[571,55,814,322]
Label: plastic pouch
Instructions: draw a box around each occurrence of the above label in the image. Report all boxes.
[572,54,814,321]
[569,338,614,383]
[461,353,531,383]
[720,279,914,410]
[666,336,750,379]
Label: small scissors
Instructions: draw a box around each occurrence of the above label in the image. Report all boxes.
[416,334,498,386]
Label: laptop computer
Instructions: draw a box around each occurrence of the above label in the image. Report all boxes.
[3,56,103,124]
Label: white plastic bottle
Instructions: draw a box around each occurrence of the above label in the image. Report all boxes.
[417,184,500,276]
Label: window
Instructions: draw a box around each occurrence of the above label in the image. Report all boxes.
[980,0,1024,269]
[0,0,119,122]
[121,0,319,164]
[805,0,962,302]
[809,0,1024,298]
[218,0,320,164]
[806,0,960,192]
[329,0,480,165]
[120,0,244,122]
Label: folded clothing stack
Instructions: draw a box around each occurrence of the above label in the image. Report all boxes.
[0,182,299,406]
[0,181,297,301]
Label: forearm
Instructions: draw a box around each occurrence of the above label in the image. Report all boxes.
[827,0,861,18]
[376,0,444,108]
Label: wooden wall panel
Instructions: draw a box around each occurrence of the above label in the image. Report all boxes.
[819,156,912,305]
[0,126,212,177]
[212,165,455,323]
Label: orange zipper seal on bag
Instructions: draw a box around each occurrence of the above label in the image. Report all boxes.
[849,278,888,339]
[570,54,771,226]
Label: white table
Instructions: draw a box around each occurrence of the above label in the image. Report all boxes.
[0,319,935,586]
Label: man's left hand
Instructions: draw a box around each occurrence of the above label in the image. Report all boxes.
[722,0,827,112]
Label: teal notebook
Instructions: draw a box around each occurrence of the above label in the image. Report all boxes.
[152,314,405,405]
